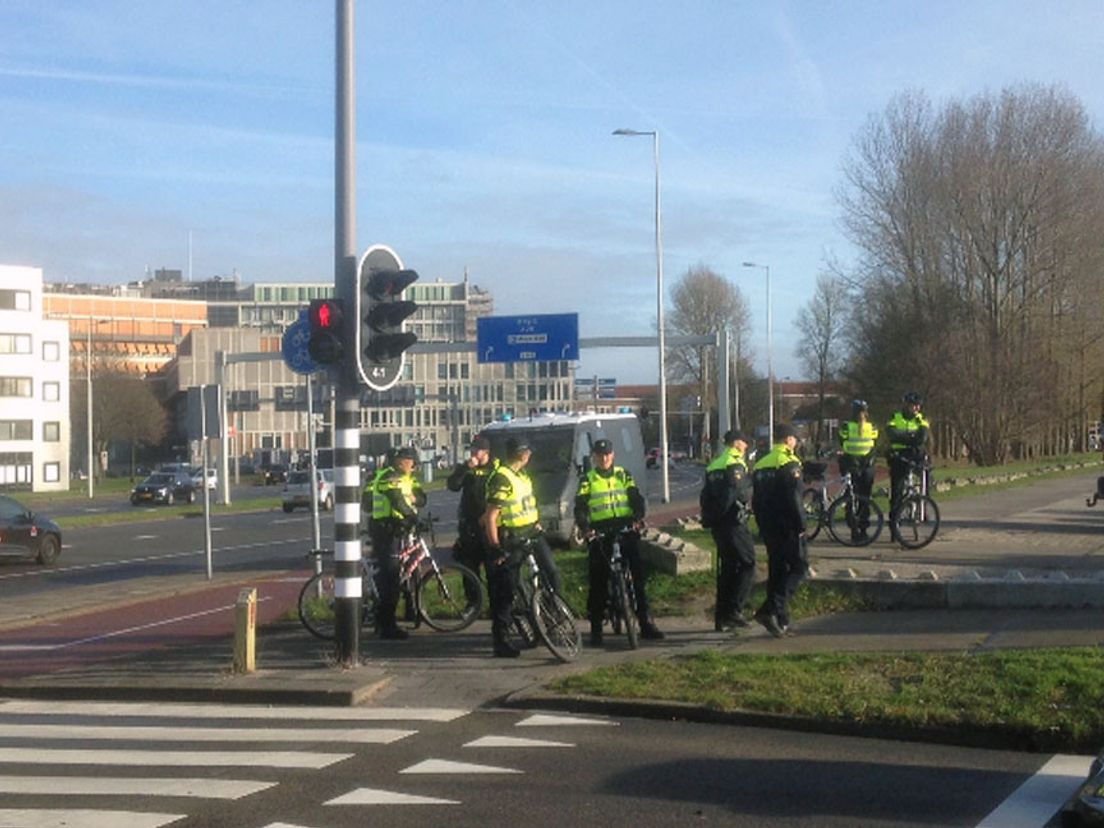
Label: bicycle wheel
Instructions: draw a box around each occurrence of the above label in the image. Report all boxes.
[801,487,824,541]
[891,495,941,549]
[506,579,539,650]
[531,587,582,663]
[299,573,375,640]
[613,570,639,650]
[416,563,484,632]
[826,494,884,547]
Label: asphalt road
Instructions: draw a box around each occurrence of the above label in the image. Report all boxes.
[0,703,1080,828]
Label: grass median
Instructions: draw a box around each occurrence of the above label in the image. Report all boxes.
[549,647,1104,752]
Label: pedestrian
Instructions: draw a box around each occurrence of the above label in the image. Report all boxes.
[837,399,879,542]
[575,438,663,647]
[751,423,807,638]
[367,446,425,640]
[886,391,930,513]
[700,429,756,632]
[482,437,563,658]
[446,434,498,604]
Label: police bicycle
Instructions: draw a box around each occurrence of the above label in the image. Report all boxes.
[800,459,884,547]
[503,536,582,663]
[889,459,941,549]
[298,516,484,640]
[591,525,644,649]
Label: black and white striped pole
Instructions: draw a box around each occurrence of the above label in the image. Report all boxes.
[333,0,360,666]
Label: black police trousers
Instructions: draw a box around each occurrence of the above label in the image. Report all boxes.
[711,519,756,623]
[758,530,807,626]
[840,455,876,530]
[586,531,650,626]
[369,521,405,632]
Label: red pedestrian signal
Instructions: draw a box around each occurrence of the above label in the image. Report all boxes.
[308,299,345,364]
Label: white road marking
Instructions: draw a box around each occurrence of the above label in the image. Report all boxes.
[0,723,415,744]
[0,809,184,828]
[0,776,274,799]
[326,788,459,806]
[400,759,522,774]
[0,700,467,722]
[975,754,1093,827]
[132,535,158,541]
[0,748,351,769]
[463,735,574,748]
[259,824,317,828]
[515,713,617,727]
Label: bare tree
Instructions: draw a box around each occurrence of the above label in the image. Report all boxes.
[794,271,849,441]
[93,372,169,478]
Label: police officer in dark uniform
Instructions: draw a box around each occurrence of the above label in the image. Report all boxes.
[368,446,425,640]
[702,429,756,631]
[838,399,879,542]
[446,434,498,603]
[751,423,807,638]
[575,438,663,646]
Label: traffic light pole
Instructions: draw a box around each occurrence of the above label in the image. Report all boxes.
[333,0,360,666]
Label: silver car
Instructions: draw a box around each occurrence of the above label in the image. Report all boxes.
[282,468,335,513]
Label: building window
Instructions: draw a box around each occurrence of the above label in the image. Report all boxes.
[42,382,60,402]
[43,422,60,442]
[43,462,60,483]
[0,420,32,440]
[0,290,30,311]
[0,377,31,398]
[42,341,60,361]
[0,453,32,485]
[0,334,31,355]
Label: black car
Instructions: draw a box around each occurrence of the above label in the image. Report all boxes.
[263,464,288,486]
[0,494,61,565]
[130,471,197,506]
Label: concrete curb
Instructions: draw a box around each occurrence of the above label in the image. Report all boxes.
[498,687,1095,755]
[812,577,1104,609]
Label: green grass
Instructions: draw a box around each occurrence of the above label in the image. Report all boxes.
[550,647,1104,751]
[56,497,284,529]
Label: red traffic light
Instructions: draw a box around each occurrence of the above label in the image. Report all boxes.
[308,299,345,364]
[309,299,343,330]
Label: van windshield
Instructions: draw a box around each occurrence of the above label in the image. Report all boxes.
[486,427,576,506]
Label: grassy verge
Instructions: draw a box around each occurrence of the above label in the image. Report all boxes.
[57,498,284,529]
[550,647,1104,752]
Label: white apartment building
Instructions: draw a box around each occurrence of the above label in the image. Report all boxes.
[0,265,70,491]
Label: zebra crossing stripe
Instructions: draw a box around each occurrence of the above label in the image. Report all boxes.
[0,809,184,828]
[0,700,467,722]
[0,776,274,799]
[325,788,459,806]
[400,759,523,774]
[974,754,1093,827]
[463,735,574,748]
[515,714,617,727]
[0,748,352,769]
[0,723,415,744]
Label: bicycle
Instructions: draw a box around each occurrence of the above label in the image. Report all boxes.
[298,518,484,640]
[800,460,884,547]
[503,537,581,663]
[592,526,642,649]
[889,459,941,549]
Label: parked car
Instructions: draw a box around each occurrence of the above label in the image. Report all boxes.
[263,464,288,486]
[188,466,218,491]
[0,494,62,565]
[282,468,335,513]
[130,471,197,506]
[645,448,676,469]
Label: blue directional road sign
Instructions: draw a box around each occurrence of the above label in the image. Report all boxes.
[477,313,579,364]
[282,310,319,375]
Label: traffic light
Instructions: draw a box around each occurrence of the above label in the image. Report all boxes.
[308,298,345,365]
[358,251,419,391]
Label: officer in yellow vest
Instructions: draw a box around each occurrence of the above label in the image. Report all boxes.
[751,423,807,638]
[483,437,562,658]
[838,399,879,542]
[575,439,662,646]
[702,429,756,631]
[368,446,425,640]
[887,391,931,513]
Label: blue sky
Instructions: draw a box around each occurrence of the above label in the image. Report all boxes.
[2,1,1102,383]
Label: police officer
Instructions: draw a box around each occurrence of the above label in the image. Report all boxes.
[575,438,663,646]
[446,435,498,602]
[483,437,562,658]
[887,391,930,513]
[702,429,756,632]
[368,446,425,640]
[751,423,807,638]
[838,399,879,542]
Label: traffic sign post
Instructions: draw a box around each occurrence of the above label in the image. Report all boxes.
[476,313,579,363]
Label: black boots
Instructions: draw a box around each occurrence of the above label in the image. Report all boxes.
[493,626,520,658]
[639,618,665,640]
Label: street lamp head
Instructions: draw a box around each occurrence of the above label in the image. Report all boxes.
[612,128,655,137]
[741,261,758,268]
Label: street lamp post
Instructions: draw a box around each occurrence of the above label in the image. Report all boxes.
[613,127,670,503]
[86,317,109,499]
[741,262,773,443]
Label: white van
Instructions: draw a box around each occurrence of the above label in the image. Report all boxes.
[479,412,647,544]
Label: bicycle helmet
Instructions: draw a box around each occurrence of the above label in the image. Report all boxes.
[902,391,923,406]
[851,399,868,413]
